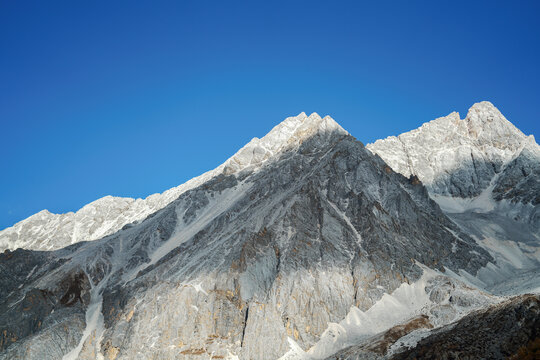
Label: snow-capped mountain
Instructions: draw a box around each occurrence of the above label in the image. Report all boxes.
[0,106,538,360]
[367,101,540,224]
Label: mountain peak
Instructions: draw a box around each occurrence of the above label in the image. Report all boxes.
[222,112,347,174]
[366,101,536,199]
[468,100,498,112]
[464,101,525,141]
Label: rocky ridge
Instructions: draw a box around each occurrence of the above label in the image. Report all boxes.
[367,101,538,201]
[0,113,343,252]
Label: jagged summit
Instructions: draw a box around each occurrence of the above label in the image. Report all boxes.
[466,100,500,115]
[367,101,538,199]
[223,112,347,174]
[464,101,526,142]
[400,102,525,146]
[466,101,508,122]
[395,102,526,147]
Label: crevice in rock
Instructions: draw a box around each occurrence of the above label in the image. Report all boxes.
[240,304,250,348]
[274,245,281,273]
[60,272,89,307]
[350,265,358,305]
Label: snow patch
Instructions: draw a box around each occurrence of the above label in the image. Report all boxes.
[304,271,433,359]
[430,184,496,213]
[62,271,110,360]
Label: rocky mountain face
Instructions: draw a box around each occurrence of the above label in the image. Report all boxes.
[367,101,540,296]
[0,158,223,252]
[0,106,538,359]
[367,101,538,201]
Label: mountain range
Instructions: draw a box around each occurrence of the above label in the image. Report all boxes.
[0,101,538,359]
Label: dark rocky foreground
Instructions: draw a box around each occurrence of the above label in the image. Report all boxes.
[391,294,540,360]
[326,294,540,360]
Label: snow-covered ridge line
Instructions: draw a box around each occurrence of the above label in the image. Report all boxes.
[0,112,345,252]
[366,101,540,201]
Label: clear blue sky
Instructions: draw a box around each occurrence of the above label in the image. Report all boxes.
[1,1,539,229]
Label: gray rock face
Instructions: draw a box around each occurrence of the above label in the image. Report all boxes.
[367,101,540,296]
[493,145,540,206]
[0,113,493,360]
[0,247,89,358]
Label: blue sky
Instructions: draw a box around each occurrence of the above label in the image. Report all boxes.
[1,1,539,229]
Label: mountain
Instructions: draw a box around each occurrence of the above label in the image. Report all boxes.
[367,101,540,296]
[0,107,538,359]
[367,101,538,202]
